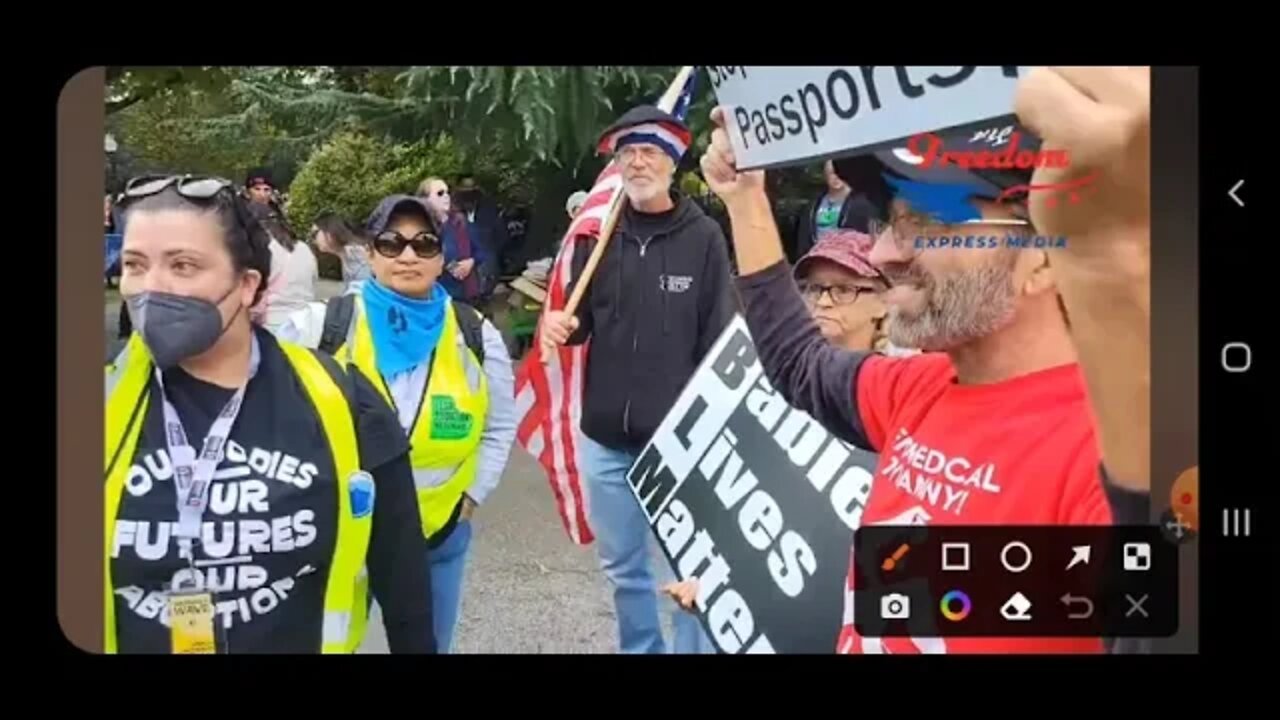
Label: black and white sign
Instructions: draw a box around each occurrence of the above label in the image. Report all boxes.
[626,316,878,653]
[705,66,1029,170]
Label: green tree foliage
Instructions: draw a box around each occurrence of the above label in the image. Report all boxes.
[106,66,723,261]
[108,80,280,180]
[106,67,239,115]
[285,130,480,235]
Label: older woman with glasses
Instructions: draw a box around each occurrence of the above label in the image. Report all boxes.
[417,176,488,304]
[792,230,892,353]
[104,175,433,654]
[319,194,517,654]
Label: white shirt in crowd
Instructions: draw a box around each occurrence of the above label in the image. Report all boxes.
[262,238,319,334]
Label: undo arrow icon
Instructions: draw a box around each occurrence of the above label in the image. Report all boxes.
[1066,545,1091,571]
[1060,594,1095,620]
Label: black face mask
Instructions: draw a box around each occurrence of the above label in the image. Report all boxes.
[125,283,241,369]
[456,190,479,209]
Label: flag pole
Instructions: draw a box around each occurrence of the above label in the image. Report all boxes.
[560,65,697,319]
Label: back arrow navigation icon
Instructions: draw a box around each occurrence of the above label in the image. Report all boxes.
[1060,594,1095,620]
[1229,179,1245,207]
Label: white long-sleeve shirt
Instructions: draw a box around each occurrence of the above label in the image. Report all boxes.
[382,318,516,506]
[262,240,319,333]
[277,299,517,505]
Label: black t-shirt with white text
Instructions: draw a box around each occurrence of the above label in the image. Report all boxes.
[109,328,431,654]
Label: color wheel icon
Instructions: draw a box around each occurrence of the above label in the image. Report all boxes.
[940,590,972,622]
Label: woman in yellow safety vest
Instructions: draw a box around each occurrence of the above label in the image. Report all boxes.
[320,194,517,654]
[104,175,434,654]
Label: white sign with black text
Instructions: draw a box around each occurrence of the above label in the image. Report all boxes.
[626,315,878,654]
[705,66,1029,170]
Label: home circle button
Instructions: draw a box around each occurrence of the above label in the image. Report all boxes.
[1221,343,1251,373]
[1000,541,1033,573]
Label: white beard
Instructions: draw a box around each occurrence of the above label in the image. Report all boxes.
[624,174,672,205]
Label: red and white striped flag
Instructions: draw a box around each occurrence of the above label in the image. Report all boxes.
[513,163,625,545]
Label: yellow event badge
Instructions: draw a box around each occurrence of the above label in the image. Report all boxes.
[169,592,217,654]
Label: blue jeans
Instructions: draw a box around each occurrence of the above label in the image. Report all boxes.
[428,518,473,653]
[579,434,716,654]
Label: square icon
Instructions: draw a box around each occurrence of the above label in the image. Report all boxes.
[1123,542,1151,572]
[941,542,970,571]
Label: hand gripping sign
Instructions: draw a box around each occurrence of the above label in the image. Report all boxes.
[705,66,1029,171]
[625,316,878,654]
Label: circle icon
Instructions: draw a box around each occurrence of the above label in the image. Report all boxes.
[1000,541,1033,573]
[939,590,972,621]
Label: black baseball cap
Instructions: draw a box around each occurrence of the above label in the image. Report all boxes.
[245,167,275,189]
[365,194,436,235]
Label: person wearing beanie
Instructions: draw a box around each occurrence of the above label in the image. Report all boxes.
[540,104,738,655]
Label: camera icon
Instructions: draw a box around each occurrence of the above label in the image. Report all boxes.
[880,592,911,620]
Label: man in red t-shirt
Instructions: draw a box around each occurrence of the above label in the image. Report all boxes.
[697,68,1153,654]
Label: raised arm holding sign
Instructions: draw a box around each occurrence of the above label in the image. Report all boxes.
[698,66,1151,654]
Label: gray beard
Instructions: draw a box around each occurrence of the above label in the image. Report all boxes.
[886,263,1018,352]
[624,177,671,206]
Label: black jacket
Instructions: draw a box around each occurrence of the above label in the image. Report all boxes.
[566,192,738,451]
[793,191,880,259]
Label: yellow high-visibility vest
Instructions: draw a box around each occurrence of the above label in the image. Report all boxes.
[103,333,370,654]
[335,297,488,540]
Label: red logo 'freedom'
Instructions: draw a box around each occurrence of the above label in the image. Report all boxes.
[906,131,1069,170]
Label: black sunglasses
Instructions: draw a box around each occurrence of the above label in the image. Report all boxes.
[123,175,235,203]
[373,230,441,259]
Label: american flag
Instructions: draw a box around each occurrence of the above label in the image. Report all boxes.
[513,69,699,545]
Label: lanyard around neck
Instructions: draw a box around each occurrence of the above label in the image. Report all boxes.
[154,335,261,559]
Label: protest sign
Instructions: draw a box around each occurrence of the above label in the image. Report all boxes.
[705,66,1029,170]
[626,315,878,653]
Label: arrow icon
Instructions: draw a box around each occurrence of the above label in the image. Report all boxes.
[1229,179,1245,207]
[1066,545,1091,571]
[1060,593,1095,620]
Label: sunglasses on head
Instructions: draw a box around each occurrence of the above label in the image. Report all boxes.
[123,174,235,203]
[373,230,441,259]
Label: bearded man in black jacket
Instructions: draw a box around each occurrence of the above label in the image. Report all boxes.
[541,105,737,654]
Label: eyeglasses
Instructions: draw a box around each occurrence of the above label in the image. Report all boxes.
[617,145,666,164]
[797,281,880,306]
[122,174,235,203]
[373,230,442,259]
[868,209,1029,253]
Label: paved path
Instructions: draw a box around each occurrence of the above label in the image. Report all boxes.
[106,282,625,653]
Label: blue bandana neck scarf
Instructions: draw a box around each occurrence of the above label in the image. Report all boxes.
[361,279,449,378]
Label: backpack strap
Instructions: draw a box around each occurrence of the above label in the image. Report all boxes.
[452,301,486,365]
[320,294,357,356]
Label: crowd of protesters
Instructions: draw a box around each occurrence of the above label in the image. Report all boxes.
[104,66,1152,656]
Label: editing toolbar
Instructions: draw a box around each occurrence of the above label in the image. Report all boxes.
[852,526,1177,638]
